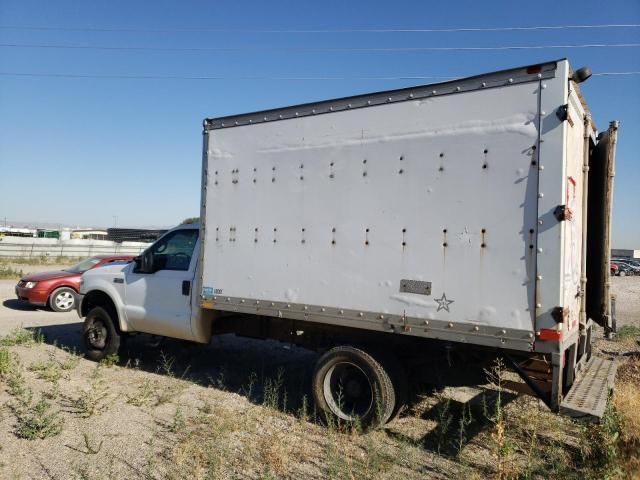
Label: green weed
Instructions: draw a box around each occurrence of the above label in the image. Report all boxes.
[126,378,155,407]
[0,265,23,279]
[28,359,63,383]
[67,381,109,418]
[14,398,63,440]
[615,325,640,342]
[435,397,453,454]
[262,368,285,410]
[0,327,44,347]
[169,406,186,433]
[99,353,119,367]
[0,348,11,378]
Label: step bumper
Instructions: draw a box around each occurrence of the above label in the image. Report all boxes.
[560,355,617,420]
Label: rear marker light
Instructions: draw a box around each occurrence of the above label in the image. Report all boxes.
[537,329,562,341]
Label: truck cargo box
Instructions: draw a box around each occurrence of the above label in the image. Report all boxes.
[204,59,609,344]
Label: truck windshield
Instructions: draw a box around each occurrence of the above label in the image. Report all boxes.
[64,257,102,273]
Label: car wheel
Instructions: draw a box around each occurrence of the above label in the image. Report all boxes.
[83,306,121,361]
[312,345,396,429]
[619,271,626,277]
[49,287,76,312]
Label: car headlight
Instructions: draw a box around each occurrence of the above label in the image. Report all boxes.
[24,281,37,289]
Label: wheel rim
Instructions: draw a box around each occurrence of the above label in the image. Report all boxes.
[86,319,108,350]
[323,361,374,421]
[55,291,75,310]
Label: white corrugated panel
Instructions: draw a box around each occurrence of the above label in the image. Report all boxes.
[202,81,542,332]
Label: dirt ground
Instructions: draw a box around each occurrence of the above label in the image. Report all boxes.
[611,275,640,329]
[0,272,638,479]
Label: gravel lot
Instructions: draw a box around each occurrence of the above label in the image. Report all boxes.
[611,276,640,329]
[0,271,638,479]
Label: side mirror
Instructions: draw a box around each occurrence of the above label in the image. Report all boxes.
[136,250,156,274]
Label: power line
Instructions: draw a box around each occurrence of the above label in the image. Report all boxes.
[1,42,639,53]
[0,72,451,80]
[0,23,639,34]
[592,71,640,76]
[0,71,637,81]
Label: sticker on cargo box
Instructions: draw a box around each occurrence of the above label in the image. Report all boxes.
[202,287,214,298]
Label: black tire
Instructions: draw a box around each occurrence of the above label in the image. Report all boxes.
[49,287,76,312]
[83,306,120,361]
[312,346,396,428]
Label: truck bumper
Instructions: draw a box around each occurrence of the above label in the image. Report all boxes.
[15,285,49,307]
[560,355,617,419]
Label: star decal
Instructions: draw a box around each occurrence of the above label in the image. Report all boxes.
[435,292,454,312]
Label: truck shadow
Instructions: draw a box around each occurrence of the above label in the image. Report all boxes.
[386,387,518,457]
[30,322,510,455]
[28,322,318,411]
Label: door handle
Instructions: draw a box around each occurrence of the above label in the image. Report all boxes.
[182,280,191,296]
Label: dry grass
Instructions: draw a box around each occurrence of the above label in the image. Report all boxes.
[0,255,85,266]
[0,265,23,279]
[1,327,638,479]
[613,357,640,478]
[258,430,292,477]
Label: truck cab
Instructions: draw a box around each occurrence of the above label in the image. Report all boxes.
[77,223,209,360]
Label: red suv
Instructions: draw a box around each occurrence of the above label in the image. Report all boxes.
[15,255,133,312]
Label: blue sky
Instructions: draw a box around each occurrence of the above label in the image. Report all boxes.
[0,0,638,247]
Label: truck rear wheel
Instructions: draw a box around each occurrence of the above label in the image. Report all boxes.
[83,307,120,361]
[312,346,396,428]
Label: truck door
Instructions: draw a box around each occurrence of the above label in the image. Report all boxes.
[123,228,199,340]
[586,122,618,332]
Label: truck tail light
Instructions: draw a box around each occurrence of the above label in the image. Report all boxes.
[537,328,563,341]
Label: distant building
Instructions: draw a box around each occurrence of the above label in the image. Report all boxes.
[71,229,109,241]
[37,229,60,239]
[107,228,166,243]
[611,249,640,259]
[0,226,37,237]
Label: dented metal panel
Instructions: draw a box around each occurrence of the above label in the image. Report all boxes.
[534,60,571,343]
[199,65,555,351]
[205,61,558,131]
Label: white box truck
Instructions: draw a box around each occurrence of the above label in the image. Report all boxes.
[77,59,618,425]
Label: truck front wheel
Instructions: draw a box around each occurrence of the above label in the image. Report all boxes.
[83,307,121,361]
[312,346,396,428]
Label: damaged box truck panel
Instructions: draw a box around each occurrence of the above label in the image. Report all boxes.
[202,68,548,348]
[201,61,602,345]
[199,59,617,418]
